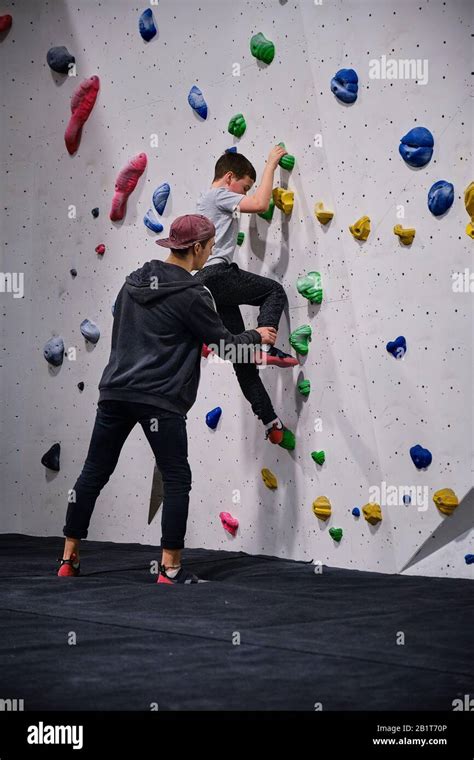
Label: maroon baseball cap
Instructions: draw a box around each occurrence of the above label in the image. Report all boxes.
[156,214,216,250]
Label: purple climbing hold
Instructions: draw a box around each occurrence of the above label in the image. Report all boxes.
[352,507,360,517]
[206,406,222,430]
[41,443,61,471]
[44,336,65,367]
[386,335,407,359]
[139,9,157,42]
[47,46,75,74]
[153,183,170,216]
[410,444,432,469]
[80,318,100,344]
[144,209,164,233]
[188,85,208,120]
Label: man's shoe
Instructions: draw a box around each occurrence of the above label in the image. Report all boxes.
[57,553,81,577]
[157,564,205,584]
[254,346,299,368]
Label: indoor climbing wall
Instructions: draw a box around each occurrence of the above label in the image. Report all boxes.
[1,0,472,578]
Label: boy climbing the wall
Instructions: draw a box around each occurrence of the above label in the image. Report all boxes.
[194,147,297,450]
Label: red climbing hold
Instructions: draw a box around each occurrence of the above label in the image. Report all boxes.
[95,244,105,255]
[0,14,12,32]
[201,343,214,358]
[109,153,147,222]
[64,76,100,155]
[219,512,239,536]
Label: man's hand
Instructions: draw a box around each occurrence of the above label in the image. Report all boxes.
[255,326,277,345]
[267,145,287,169]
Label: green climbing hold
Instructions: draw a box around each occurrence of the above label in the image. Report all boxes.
[297,272,323,304]
[311,450,325,465]
[237,231,245,246]
[329,527,343,542]
[289,325,312,355]
[250,32,275,65]
[258,196,275,221]
[277,142,295,171]
[228,113,246,138]
[297,379,311,396]
[279,428,295,451]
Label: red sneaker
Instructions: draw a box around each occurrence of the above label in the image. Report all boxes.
[57,552,81,577]
[254,346,299,368]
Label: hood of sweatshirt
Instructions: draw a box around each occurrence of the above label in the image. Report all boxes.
[125,260,199,305]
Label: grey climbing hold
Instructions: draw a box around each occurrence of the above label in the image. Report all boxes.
[80,318,100,344]
[70,268,77,277]
[44,336,65,367]
[46,46,75,74]
[91,207,99,218]
[77,381,84,391]
[41,443,61,471]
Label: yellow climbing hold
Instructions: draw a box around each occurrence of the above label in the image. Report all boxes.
[272,187,294,214]
[312,496,332,521]
[464,182,474,238]
[314,202,334,225]
[261,468,278,489]
[466,221,474,239]
[349,215,371,241]
[362,502,382,525]
[433,488,459,516]
[393,224,416,245]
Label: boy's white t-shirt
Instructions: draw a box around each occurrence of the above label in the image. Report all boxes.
[196,187,245,266]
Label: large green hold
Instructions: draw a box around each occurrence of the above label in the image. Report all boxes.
[297,379,311,396]
[237,232,245,246]
[228,113,246,138]
[258,196,275,221]
[329,527,343,543]
[311,450,325,465]
[279,428,295,450]
[290,325,312,355]
[250,32,275,65]
[278,142,295,171]
[297,272,323,304]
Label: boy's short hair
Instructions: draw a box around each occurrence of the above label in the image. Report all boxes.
[213,152,256,182]
[170,237,213,257]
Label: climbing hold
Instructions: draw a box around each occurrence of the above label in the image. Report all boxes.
[236,232,245,246]
[111,301,116,316]
[46,46,75,74]
[289,325,312,356]
[144,209,164,233]
[0,14,12,33]
[138,8,157,41]
[312,496,332,521]
[349,215,370,241]
[41,443,61,472]
[261,468,278,489]
[277,142,295,171]
[206,406,222,429]
[272,187,294,214]
[70,268,77,278]
[279,429,296,451]
[219,511,238,536]
[95,244,105,255]
[225,146,238,153]
[258,196,275,221]
[433,488,459,516]
[314,202,334,225]
[362,502,382,525]
[352,507,360,517]
[228,113,246,138]
[464,554,474,565]
[311,450,325,465]
[188,85,208,120]
[250,32,275,64]
[44,336,65,367]
[331,68,358,104]
[399,127,434,168]
[465,182,474,238]
[386,335,407,359]
[80,318,100,344]
[110,153,147,222]
[410,444,432,469]
[77,381,84,391]
[466,222,474,239]
[402,494,411,505]
[393,224,416,245]
[64,75,100,155]
[91,207,99,218]
[428,180,454,216]
[297,379,311,396]
[296,272,323,304]
[329,527,343,542]
[153,182,170,216]
[201,344,213,358]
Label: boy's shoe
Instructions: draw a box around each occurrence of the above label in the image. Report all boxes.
[266,422,296,450]
[157,564,204,585]
[57,552,81,577]
[254,346,299,368]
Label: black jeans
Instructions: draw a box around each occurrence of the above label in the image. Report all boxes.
[63,400,191,550]
[194,262,287,425]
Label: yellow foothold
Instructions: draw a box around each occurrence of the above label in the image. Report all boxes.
[464,182,474,218]
[312,495,332,521]
[433,488,459,516]
[362,502,382,525]
[349,215,371,241]
[315,202,334,225]
[393,224,416,245]
[466,221,474,239]
[261,468,278,489]
[272,187,294,214]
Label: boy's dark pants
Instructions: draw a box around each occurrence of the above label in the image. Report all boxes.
[194,262,287,426]
[63,400,191,550]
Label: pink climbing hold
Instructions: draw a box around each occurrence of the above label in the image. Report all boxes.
[109,153,147,222]
[95,243,105,255]
[0,14,12,32]
[64,76,100,155]
[219,511,239,536]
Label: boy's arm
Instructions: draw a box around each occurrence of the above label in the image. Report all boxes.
[239,145,287,214]
[187,287,262,357]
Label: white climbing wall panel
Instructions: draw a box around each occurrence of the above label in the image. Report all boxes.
[0,0,472,578]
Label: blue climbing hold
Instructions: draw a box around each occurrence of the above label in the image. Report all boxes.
[46,46,75,74]
[465,554,474,565]
[352,507,360,517]
[139,9,157,41]
[80,318,100,344]
[153,183,170,215]
[206,407,222,430]
[188,85,208,120]
[428,180,454,216]
[386,335,407,358]
[44,336,65,367]
[399,127,434,168]
[225,146,238,153]
[331,68,358,104]
[144,209,164,233]
[410,444,432,469]
[403,494,411,505]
